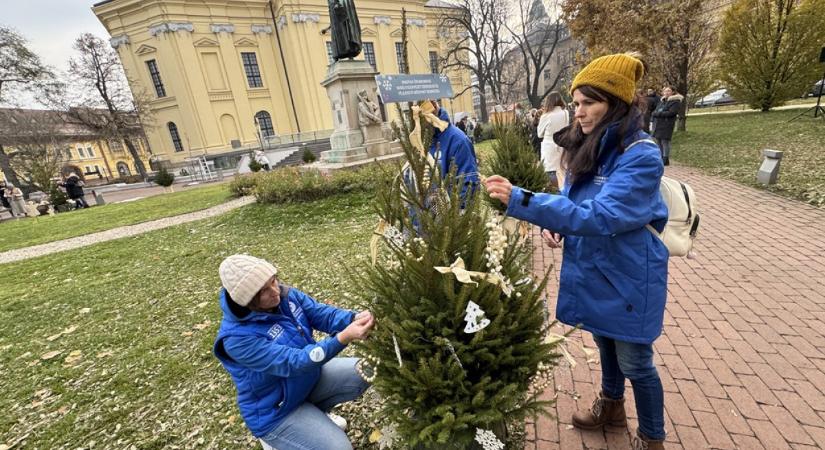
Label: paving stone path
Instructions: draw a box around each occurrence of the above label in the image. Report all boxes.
[527,165,825,449]
[0,196,255,264]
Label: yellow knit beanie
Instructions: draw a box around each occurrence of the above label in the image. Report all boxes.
[570,53,645,105]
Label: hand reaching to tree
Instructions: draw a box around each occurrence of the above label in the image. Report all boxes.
[337,311,375,345]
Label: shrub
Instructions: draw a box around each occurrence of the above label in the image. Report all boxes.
[154,167,175,187]
[253,163,396,204]
[301,147,317,163]
[228,173,259,197]
[248,156,263,172]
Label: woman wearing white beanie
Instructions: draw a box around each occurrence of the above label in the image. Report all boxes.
[213,254,374,450]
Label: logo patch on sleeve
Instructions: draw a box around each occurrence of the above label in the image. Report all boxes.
[309,346,325,362]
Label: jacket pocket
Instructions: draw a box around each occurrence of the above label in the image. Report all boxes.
[589,258,645,338]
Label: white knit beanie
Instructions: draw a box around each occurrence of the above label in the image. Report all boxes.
[219,254,278,306]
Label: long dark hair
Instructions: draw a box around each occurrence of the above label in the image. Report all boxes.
[557,85,645,183]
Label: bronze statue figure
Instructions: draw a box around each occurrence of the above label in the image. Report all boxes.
[328,0,362,60]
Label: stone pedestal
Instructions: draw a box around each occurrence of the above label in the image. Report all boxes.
[319,60,398,166]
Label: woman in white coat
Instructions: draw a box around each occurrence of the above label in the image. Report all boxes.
[537,92,569,190]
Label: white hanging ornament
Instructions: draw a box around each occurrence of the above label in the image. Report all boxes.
[463,301,490,333]
[474,428,505,450]
[392,334,403,367]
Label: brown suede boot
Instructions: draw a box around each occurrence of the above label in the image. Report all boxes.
[571,391,626,431]
[631,428,665,450]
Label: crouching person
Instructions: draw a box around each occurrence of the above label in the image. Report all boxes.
[213,255,375,450]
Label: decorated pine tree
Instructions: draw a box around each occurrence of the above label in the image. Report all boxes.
[484,125,550,213]
[353,106,562,449]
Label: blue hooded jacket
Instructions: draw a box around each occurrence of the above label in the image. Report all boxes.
[429,108,479,199]
[213,285,354,437]
[505,122,669,344]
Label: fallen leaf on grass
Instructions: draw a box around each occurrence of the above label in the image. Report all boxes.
[47,325,78,342]
[193,320,211,331]
[79,308,91,314]
[96,351,113,358]
[64,350,82,365]
[40,350,62,360]
[197,302,208,308]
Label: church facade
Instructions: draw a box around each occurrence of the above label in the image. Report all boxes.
[92,0,475,167]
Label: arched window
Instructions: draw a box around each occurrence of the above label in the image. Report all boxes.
[168,122,184,152]
[254,111,275,138]
[117,162,131,176]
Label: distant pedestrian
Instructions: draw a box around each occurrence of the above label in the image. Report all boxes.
[4,183,26,217]
[651,86,682,166]
[466,117,476,142]
[456,116,468,134]
[644,88,660,134]
[0,181,11,212]
[537,92,569,189]
[62,173,89,209]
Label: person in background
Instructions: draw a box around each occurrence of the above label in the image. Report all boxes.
[644,88,660,134]
[456,116,468,134]
[4,182,26,218]
[214,254,375,450]
[537,92,569,190]
[651,86,682,166]
[486,52,668,450]
[62,173,89,209]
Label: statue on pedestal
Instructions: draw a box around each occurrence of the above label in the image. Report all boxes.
[328,0,362,60]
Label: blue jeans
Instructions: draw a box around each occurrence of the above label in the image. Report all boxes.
[593,335,665,440]
[261,357,370,450]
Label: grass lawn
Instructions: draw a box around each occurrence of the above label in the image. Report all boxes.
[0,183,233,252]
[0,192,377,449]
[673,110,825,207]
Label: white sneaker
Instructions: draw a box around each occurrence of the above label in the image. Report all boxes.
[327,412,348,431]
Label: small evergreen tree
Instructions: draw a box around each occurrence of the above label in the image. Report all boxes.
[47,182,68,207]
[484,124,550,212]
[248,157,262,172]
[154,166,175,187]
[354,106,561,448]
[302,147,317,163]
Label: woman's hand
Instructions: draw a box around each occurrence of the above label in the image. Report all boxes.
[354,310,373,322]
[338,313,375,345]
[485,175,513,206]
[541,229,563,249]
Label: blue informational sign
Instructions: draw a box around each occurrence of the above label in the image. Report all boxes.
[374,74,454,103]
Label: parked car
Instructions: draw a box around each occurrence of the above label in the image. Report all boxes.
[810,79,825,97]
[694,88,735,107]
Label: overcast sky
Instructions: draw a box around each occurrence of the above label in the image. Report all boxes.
[2,0,110,107]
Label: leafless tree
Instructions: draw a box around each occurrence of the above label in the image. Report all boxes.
[0,26,59,189]
[63,33,152,179]
[439,0,512,122]
[0,108,69,192]
[505,0,574,108]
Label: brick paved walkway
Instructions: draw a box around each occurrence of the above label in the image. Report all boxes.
[526,165,825,449]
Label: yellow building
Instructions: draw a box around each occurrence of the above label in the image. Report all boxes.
[63,137,152,182]
[92,0,475,168]
[0,108,151,185]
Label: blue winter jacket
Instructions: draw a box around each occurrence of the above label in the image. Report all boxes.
[506,123,669,344]
[213,285,355,437]
[429,108,479,199]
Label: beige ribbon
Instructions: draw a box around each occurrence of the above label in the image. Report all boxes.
[434,257,513,296]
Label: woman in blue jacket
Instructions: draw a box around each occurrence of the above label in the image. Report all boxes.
[213,254,374,450]
[486,53,668,449]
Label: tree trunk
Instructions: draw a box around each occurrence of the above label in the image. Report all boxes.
[123,137,148,180]
[0,144,25,191]
[478,87,489,123]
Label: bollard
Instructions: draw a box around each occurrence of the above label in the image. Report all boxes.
[95,192,106,205]
[757,149,783,185]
